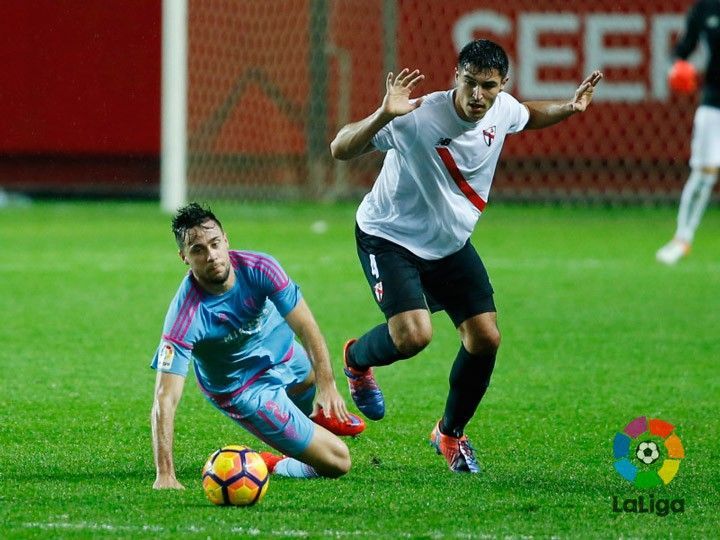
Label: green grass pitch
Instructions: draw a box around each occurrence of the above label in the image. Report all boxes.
[1,201,718,538]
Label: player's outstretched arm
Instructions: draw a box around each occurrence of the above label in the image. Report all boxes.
[151,371,186,489]
[523,70,603,130]
[330,68,425,160]
[285,298,350,423]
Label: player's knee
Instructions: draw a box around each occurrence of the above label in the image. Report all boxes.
[487,327,501,352]
[465,327,501,356]
[302,431,351,478]
[395,332,432,356]
[329,447,351,478]
[316,439,351,478]
[393,325,432,356]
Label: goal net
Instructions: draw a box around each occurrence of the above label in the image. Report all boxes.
[166,0,705,205]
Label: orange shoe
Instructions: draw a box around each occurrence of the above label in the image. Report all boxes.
[259,451,285,474]
[429,420,481,473]
[342,339,385,420]
[312,407,366,436]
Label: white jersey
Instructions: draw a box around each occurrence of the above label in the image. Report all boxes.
[356,89,529,260]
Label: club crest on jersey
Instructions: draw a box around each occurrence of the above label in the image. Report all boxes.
[373,281,384,302]
[158,342,174,370]
[483,126,496,147]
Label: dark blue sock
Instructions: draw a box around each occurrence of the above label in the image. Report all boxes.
[441,344,496,437]
[348,323,408,369]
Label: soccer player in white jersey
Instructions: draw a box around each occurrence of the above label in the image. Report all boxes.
[656,0,720,265]
[330,39,602,473]
[150,203,364,488]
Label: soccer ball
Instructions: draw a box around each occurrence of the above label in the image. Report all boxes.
[635,441,660,465]
[202,445,269,506]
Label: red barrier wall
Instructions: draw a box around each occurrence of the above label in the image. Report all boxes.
[0,0,161,154]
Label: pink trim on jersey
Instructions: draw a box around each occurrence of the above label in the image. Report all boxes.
[435,146,487,212]
[237,412,287,451]
[239,417,269,441]
[162,334,193,349]
[222,406,268,440]
[230,251,289,291]
[257,409,281,431]
[256,408,300,441]
[168,285,201,342]
[196,345,295,409]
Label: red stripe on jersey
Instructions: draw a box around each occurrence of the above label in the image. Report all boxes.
[435,146,487,212]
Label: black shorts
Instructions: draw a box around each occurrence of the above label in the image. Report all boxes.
[355,224,496,327]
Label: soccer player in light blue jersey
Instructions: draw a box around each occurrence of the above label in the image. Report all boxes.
[150,203,356,488]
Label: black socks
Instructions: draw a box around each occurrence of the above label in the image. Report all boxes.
[347,323,408,370]
[441,344,496,438]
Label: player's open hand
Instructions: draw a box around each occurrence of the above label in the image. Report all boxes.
[382,68,425,117]
[570,70,603,112]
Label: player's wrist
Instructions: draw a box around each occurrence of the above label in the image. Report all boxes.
[154,472,177,485]
[155,459,176,477]
[315,374,337,389]
[376,106,398,123]
[564,101,580,114]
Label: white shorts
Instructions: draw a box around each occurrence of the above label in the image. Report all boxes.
[690,105,720,168]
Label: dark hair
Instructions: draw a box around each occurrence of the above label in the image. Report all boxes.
[171,202,223,249]
[458,39,509,78]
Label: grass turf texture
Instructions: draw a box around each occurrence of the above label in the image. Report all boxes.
[1,201,718,538]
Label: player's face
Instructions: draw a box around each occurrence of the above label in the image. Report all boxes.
[453,66,508,122]
[180,220,233,293]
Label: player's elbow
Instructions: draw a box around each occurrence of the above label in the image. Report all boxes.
[329,138,351,161]
[151,390,180,418]
[150,399,167,424]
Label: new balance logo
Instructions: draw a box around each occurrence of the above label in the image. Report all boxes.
[436,137,452,146]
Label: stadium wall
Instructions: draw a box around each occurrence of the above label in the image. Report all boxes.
[0,0,161,197]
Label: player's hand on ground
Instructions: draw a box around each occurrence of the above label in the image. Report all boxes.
[153,474,185,490]
[382,68,425,117]
[569,70,603,112]
[311,385,350,424]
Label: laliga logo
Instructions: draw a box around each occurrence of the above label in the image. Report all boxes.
[611,416,686,517]
[613,416,684,487]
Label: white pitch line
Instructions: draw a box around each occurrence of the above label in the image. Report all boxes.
[22,521,163,533]
[22,522,500,538]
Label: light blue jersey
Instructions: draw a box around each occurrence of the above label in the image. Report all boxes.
[151,250,302,394]
[151,249,320,456]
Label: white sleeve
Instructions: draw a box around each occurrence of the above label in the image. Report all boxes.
[372,122,395,151]
[371,102,420,152]
[502,93,530,133]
